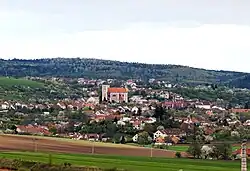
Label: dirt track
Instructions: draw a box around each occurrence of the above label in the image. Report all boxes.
[0,135,186,158]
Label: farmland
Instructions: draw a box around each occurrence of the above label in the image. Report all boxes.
[0,151,244,171]
[0,135,247,171]
[0,135,181,158]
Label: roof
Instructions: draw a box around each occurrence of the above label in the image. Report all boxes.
[108,87,128,93]
[158,128,185,135]
[233,148,250,155]
[230,109,250,113]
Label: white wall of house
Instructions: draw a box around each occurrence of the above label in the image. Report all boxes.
[109,92,128,103]
[1,104,8,110]
[110,93,120,102]
[196,105,211,110]
[132,134,138,142]
[153,130,167,140]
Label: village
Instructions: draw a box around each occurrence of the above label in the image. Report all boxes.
[0,78,250,160]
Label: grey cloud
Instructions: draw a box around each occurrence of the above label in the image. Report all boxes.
[0,0,250,31]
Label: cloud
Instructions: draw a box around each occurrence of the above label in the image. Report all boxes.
[1,23,250,72]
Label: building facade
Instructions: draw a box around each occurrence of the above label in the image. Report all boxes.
[101,85,128,103]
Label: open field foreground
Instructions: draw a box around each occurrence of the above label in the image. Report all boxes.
[0,135,187,158]
[0,151,245,171]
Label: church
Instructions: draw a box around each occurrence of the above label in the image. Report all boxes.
[101,85,128,103]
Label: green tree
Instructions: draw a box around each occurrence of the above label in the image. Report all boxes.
[212,143,232,160]
[137,131,152,145]
[143,123,156,136]
[187,141,202,159]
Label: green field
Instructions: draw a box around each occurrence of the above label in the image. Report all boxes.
[0,151,244,171]
[0,77,44,88]
[168,145,240,152]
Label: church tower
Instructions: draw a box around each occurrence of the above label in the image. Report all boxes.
[101,85,110,101]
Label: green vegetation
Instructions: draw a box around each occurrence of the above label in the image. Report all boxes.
[0,77,44,88]
[0,76,86,101]
[0,158,123,171]
[0,151,244,171]
[170,86,250,105]
[1,58,250,88]
[168,145,240,152]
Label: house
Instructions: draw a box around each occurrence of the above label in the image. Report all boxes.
[83,134,100,141]
[233,148,250,158]
[131,106,139,114]
[57,102,67,110]
[16,125,50,135]
[155,136,166,145]
[163,101,187,109]
[153,128,186,140]
[102,85,128,103]
[195,102,211,110]
[230,109,250,113]
[132,134,139,142]
[0,102,9,110]
[87,97,99,104]
[243,120,250,126]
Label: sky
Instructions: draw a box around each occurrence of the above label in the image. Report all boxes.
[0,0,250,72]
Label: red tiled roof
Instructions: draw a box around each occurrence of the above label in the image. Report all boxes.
[233,148,250,155]
[108,88,128,93]
[231,109,250,113]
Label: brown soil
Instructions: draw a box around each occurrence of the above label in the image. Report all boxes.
[0,135,188,158]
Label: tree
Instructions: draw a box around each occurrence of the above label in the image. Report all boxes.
[137,131,152,145]
[120,135,126,144]
[187,141,202,159]
[143,123,156,136]
[244,102,250,109]
[175,152,181,158]
[227,103,232,109]
[137,107,142,116]
[212,142,232,160]
[49,127,57,135]
[154,105,165,121]
[201,145,213,159]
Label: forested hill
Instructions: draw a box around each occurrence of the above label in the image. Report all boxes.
[0,58,250,88]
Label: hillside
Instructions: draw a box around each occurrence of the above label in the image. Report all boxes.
[0,76,85,101]
[0,77,44,88]
[0,58,249,88]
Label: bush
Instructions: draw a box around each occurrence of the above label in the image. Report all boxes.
[175,152,181,158]
[154,144,169,149]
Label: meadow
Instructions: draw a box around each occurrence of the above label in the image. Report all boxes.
[167,145,240,152]
[0,77,44,88]
[0,151,244,171]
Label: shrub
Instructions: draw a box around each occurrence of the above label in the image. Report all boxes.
[175,152,181,158]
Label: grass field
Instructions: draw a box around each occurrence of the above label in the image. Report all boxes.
[0,151,244,171]
[168,145,240,152]
[0,77,44,88]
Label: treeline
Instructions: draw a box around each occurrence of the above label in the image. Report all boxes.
[1,58,249,88]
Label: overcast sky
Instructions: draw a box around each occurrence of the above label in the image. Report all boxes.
[1,0,250,72]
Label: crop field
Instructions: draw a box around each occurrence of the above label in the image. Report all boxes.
[2,134,141,149]
[0,135,182,158]
[0,77,44,88]
[0,151,244,171]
